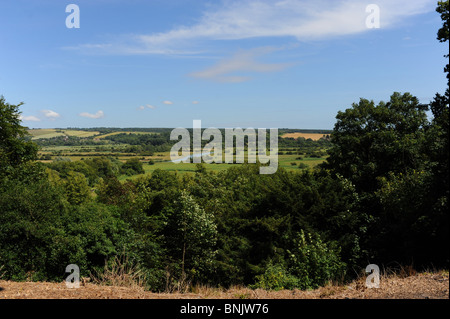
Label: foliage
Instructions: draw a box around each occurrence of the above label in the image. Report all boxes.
[0,96,38,176]
[120,158,145,176]
[162,190,218,287]
[325,92,429,192]
[436,1,449,83]
[287,230,346,290]
[0,169,129,281]
[250,261,299,291]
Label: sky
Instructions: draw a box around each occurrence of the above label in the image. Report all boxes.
[0,0,448,129]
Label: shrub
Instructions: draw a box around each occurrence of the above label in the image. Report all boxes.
[250,262,299,291]
[121,158,145,176]
[298,163,309,170]
[287,230,346,290]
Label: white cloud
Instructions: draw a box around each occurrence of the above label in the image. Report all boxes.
[79,110,105,119]
[138,104,157,110]
[41,110,61,120]
[163,101,173,105]
[190,47,292,82]
[71,0,435,55]
[192,101,199,104]
[20,115,41,122]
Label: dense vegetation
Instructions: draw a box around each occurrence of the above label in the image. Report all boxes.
[0,2,448,292]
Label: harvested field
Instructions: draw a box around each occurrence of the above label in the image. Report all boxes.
[281,133,329,141]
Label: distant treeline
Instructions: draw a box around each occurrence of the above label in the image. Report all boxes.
[59,127,333,134]
[279,129,333,134]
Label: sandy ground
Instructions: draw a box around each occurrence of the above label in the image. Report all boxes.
[0,271,448,299]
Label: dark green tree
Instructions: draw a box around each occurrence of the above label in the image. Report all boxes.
[0,96,38,176]
[325,92,429,193]
[436,1,449,84]
[121,158,145,176]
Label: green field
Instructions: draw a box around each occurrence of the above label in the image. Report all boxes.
[118,152,327,181]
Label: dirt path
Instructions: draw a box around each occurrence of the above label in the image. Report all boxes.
[0,272,448,299]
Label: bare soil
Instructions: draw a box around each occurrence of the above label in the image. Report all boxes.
[0,271,448,299]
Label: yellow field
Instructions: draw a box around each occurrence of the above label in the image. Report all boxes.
[28,129,100,139]
[281,133,328,141]
[64,130,100,138]
[28,129,66,140]
[95,132,159,139]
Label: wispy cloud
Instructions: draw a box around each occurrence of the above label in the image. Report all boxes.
[163,101,173,105]
[190,47,292,82]
[41,110,61,120]
[69,0,435,55]
[79,110,105,119]
[20,115,41,122]
[138,104,157,110]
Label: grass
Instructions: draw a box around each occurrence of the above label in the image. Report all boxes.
[117,153,327,181]
[172,268,449,298]
[278,154,327,170]
[0,265,5,280]
[91,254,147,290]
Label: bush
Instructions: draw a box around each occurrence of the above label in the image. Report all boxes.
[0,175,69,281]
[298,163,309,170]
[121,158,145,176]
[250,262,299,291]
[0,171,129,281]
[287,230,346,290]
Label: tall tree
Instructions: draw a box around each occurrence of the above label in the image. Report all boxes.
[325,92,429,193]
[436,1,449,84]
[162,190,218,286]
[0,96,38,176]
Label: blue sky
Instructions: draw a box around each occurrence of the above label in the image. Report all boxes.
[0,0,447,129]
